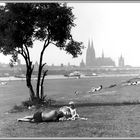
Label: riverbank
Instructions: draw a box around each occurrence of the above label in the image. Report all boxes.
[0,73,139,81]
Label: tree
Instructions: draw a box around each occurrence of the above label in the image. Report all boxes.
[0,3,83,102]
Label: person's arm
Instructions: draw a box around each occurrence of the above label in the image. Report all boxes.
[59,116,67,121]
[70,109,79,120]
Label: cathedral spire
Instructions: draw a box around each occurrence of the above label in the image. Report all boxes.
[118,54,125,67]
[86,39,91,66]
[91,39,94,48]
[102,49,104,58]
[90,39,95,58]
[88,39,90,48]
[86,38,116,67]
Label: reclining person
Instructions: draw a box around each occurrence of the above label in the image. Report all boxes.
[68,101,79,120]
[88,85,103,93]
[17,101,87,122]
[59,101,87,121]
[17,109,65,123]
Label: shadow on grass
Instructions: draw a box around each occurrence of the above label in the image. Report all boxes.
[51,101,140,108]
[10,100,140,113]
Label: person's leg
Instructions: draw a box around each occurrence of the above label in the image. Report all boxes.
[17,118,31,122]
[23,115,33,119]
[17,115,34,122]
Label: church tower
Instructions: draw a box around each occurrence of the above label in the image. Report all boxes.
[102,49,104,59]
[86,39,96,67]
[80,59,85,67]
[86,40,91,66]
[90,39,96,66]
[85,38,116,67]
[90,40,95,58]
[118,54,125,67]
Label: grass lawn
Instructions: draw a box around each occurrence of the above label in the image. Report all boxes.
[1,75,140,137]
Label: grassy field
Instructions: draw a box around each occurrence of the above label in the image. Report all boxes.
[1,75,140,137]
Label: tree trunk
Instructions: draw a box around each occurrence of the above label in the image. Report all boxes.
[26,69,35,101]
[40,86,44,99]
[36,40,49,99]
[36,50,45,98]
[36,61,42,98]
[40,70,48,99]
[20,45,35,101]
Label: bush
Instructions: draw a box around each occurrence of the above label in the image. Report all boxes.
[22,97,55,107]
[9,104,26,113]
[9,97,56,113]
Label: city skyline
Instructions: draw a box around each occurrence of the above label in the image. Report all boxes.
[85,39,116,67]
[0,2,140,66]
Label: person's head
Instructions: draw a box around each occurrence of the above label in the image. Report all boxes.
[69,101,75,109]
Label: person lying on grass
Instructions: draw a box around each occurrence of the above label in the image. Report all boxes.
[17,101,87,123]
[59,101,79,120]
[88,85,103,93]
[59,101,87,121]
[17,109,65,123]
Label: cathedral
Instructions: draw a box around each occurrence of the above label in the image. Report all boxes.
[85,40,116,67]
[118,54,125,67]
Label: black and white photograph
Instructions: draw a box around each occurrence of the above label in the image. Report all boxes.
[1,1,140,138]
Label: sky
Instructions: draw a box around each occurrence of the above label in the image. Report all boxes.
[1,2,140,67]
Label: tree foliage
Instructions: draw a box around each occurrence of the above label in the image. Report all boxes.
[0,3,83,102]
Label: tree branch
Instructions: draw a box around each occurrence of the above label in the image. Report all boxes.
[42,39,49,53]
[21,48,29,67]
[50,41,56,46]
[41,63,46,70]
[41,70,48,87]
[18,51,27,67]
[40,70,48,99]
[24,44,31,62]
[13,48,29,68]
[31,65,34,74]
[36,38,50,96]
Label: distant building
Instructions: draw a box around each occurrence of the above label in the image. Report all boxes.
[61,63,64,67]
[80,59,85,67]
[118,54,125,67]
[34,61,39,71]
[86,39,115,67]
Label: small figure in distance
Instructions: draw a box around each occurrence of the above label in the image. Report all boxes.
[0,81,7,86]
[88,85,103,93]
[74,90,79,96]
